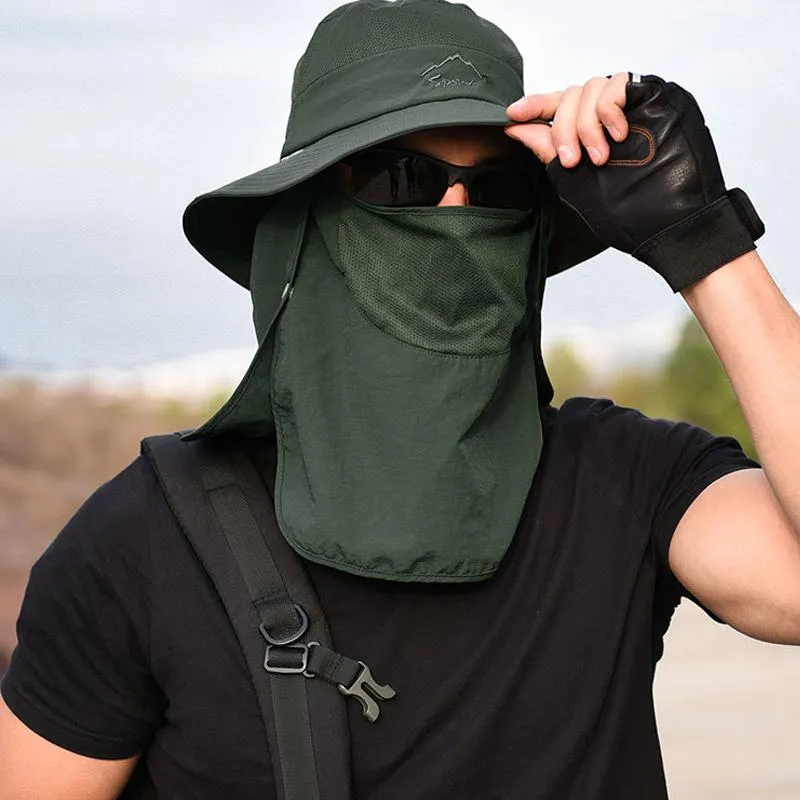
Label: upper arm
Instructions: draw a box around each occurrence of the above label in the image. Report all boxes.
[669,468,800,644]
[0,694,138,800]
[566,399,785,636]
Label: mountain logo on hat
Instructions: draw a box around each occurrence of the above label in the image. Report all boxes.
[421,53,485,89]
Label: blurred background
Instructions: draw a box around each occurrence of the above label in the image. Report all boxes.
[1,1,798,796]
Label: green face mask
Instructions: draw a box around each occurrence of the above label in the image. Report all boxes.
[265,191,544,582]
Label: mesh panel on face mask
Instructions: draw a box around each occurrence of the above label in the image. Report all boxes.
[333,209,532,357]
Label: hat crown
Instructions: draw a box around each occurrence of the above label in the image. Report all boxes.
[182,0,605,304]
[292,0,523,100]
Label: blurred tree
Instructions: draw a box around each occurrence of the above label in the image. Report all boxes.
[661,317,755,457]
[606,367,672,420]
[545,342,594,406]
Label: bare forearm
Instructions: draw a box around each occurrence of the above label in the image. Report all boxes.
[682,251,800,532]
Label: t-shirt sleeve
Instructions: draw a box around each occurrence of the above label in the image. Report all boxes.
[570,398,760,608]
[0,457,164,759]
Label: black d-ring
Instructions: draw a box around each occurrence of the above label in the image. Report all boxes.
[259,603,309,646]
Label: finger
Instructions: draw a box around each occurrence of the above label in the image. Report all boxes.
[576,77,613,165]
[506,91,564,123]
[551,85,583,167]
[505,122,557,165]
[596,72,630,142]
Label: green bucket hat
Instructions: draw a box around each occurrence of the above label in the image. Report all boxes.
[182,0,606,286]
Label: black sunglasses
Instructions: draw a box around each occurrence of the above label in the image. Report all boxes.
[342,146,542,211]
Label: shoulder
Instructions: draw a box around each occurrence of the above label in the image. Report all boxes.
[2,454,178,759]
[79,453,166,529]
[542,397,756,520]
[553,395,676,433]
[30,453,173,595]
[546,396,654,440]
[548,395,730,458]
[542,396,662,471]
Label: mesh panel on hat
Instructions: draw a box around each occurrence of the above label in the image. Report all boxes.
[293,0,523,99]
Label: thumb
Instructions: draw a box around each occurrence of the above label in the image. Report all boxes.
[505,122,557,165]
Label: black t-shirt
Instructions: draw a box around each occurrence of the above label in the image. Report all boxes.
[2,399,758,799]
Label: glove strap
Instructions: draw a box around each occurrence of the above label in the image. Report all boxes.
[633,187,764,292]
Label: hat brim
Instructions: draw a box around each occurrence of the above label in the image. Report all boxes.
[183,97,605,287]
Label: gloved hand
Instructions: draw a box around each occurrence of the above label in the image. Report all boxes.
[544,74,765,292]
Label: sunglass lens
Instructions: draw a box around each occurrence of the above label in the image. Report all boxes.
[350,153,447,207]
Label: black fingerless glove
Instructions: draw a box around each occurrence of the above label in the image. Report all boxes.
[546,74,765,292]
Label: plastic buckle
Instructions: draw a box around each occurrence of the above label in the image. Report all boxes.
[264,643,310,675]
[259,603,309,646]
[338,662,396,723]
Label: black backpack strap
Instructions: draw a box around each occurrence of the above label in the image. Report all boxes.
[141,433,353,800]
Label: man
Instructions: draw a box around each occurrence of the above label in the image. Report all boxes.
[1,1,799,798]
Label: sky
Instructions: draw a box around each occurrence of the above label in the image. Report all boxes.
[2,0,799,370]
